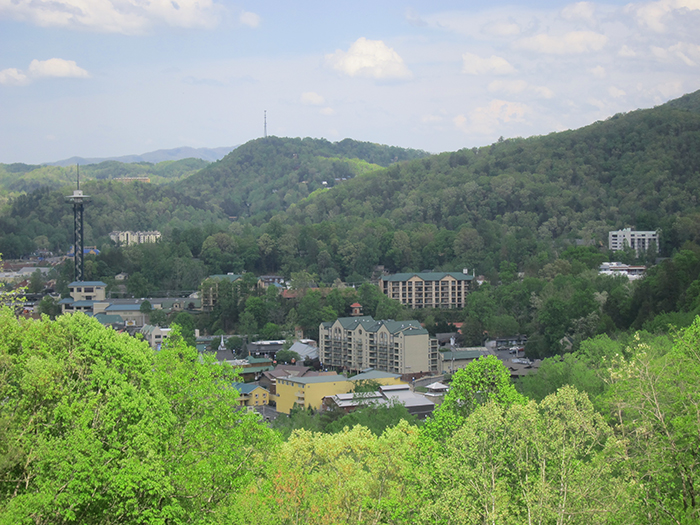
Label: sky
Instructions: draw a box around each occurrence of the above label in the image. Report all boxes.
[1,0,699,164]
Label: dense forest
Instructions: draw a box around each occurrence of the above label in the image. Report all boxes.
[1,308,697,524]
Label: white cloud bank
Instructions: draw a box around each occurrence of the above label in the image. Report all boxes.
[301,91,325,105]
[325,37,412,79]
[0,0,224,34]
[516,31,608,54]
[462,52,516,75]
[0,58,89,86]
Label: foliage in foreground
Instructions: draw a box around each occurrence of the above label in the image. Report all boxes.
[0,310,277,524]
[1,310,699,524]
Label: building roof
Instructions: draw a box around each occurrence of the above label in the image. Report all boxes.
[68,281,107,287]
[93,314,125,325]
[232,382,269,395]
[440,350,486,360]
[328,316,426,336]
[105,304,143,312]
[205,274,242,282]
[282,374,342,385]
[351,370,401,381]
[380,272,474,282]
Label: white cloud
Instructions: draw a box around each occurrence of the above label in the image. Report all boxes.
[609,86,626,98]
[462,52,516,75]
[301,91,325,105]
[0,58,89,86]
[0,0,223,34]
[632,0,700,32]
[455,99,529,134]
[482,21,520,37]
[652,42,700,65]
[561,2,596,22]
[320,107,335,116]
[488,79,527,94]
[488,80,555,99]
[619,45,637,57]
[590,65,606,78]
[0,68,29,85]
[239,10,260,28]
[28,58,89,78]
[516,31,607,54]
[325,37,412,79]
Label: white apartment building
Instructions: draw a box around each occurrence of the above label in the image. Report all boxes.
[319,316,439,374]
[109,230,161,246]
[378,271,474,309]
[608,228,658,255]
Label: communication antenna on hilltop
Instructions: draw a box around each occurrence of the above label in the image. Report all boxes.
[264,110,267,138]
[66,165,90,282]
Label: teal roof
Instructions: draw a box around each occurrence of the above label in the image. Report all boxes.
[105,304,142,312]
[351,370,401,381]
[381,272,474,282]
[328,316,427,336]
[234,365,274,374]
[69,281,107,287]
[94,314,124,324]
[232,382,269,395]
[247,356,273,364]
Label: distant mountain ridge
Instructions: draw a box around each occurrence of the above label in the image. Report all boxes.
[47,146,238,167]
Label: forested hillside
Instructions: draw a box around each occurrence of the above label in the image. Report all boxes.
[175,136,430,219]
[0,157,209,194]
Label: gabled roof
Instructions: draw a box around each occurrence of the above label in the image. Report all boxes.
[232,382,269,395]
[380,272,474,282]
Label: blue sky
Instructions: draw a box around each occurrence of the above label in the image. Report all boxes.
[1,0,699,164]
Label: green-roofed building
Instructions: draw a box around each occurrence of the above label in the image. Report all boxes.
[319,316,439,375]
[378,271,474,309]
[438,347,489,374]
[200,273,243,311]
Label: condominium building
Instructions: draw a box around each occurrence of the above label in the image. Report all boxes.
[109,230,161,246]
[200,273,242,311]
[608,228,658,255]
[378,271,474,309]
[319,316,439,374]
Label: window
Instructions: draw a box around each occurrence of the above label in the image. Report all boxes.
[84,287,94,293]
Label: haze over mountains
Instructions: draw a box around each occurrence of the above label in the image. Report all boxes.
[47,146,238,167]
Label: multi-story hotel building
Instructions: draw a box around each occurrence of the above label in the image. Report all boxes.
[608,228,658,255]
[378,271,474,309]
[319,316,439,374]
[109,230,162,246]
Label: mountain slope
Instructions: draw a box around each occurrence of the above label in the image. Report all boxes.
[264,89,700,275]
[175,137,429,219]
[48,146,237,166]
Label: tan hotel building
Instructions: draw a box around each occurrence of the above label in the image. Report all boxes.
[378,271,474,309]
[319,316,439,374]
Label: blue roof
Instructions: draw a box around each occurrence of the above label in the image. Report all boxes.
[72,300,96,307]
[58,297,74,304]
[105,304,142,312]
[68,281,107,287]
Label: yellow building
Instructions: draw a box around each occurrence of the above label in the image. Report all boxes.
[275,370,404,414]
[233,383,270,407]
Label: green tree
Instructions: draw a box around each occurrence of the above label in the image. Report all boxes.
[424,355,526,442]
[0,309,276,523]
